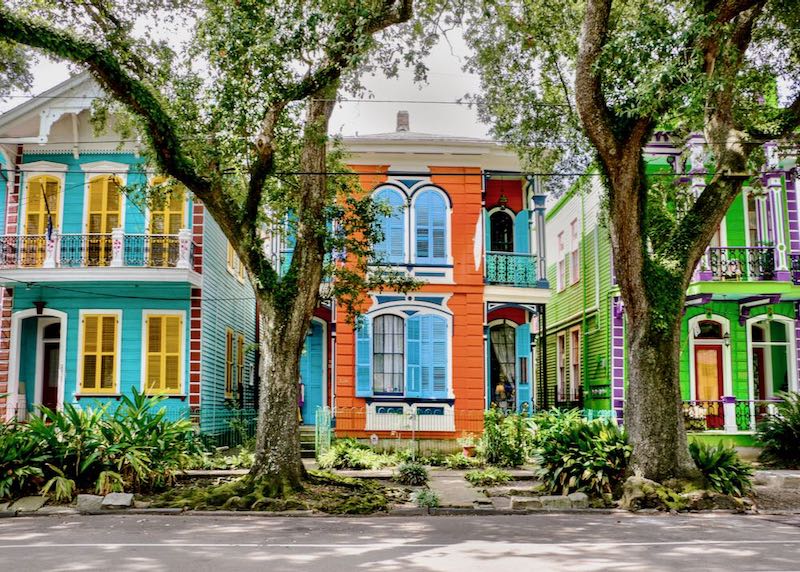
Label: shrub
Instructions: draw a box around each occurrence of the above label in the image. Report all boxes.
[0,389,200,499]
[464,467,512,487]
[412,489,440,509]
[480,408,535,467]
[534,417,631,497]
[444,453,481,470]
[689,441,753,497]
[394,462,428,485]
[317,438,394,470]
[757,392,800,468]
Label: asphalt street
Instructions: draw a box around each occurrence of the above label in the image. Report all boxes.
[2,512,800,571]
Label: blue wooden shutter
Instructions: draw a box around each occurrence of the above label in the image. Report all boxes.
[355,319,372,396]
[415,190,447,264]
[515,323,532,411]
[406,316,421,397]
[514,210,530,254]
[375,189,405,264]
[431,316,448,397]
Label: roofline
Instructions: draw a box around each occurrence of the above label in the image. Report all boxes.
[0,72,94,132]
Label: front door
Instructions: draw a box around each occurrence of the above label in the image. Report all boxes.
[41,341,60,411]
[299,321,324,425]
[695,345,724,428]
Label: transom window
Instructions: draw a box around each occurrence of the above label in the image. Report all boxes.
[695,320,723,339]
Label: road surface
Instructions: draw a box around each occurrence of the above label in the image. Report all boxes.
[2,512,800,571]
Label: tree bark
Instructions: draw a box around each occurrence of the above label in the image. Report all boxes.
[624,311,696,481]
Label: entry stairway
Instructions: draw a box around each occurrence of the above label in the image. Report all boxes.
[300,425,316,458]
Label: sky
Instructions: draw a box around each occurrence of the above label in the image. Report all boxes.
[0,34,491,140]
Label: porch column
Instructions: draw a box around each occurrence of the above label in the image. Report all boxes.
[722,395,738,433]
[110,227,125,267]
[766,172,790,280]
[43,230,58,269]
[177,228,192,269]
[532,188,548,288]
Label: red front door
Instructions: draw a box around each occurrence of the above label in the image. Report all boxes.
[694,345,724,429]
[41,342,60,411]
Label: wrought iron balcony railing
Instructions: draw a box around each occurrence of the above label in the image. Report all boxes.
[485,251,539,287]
[703,246,775,281]
[0,230,194,270]
[791,253,800,285]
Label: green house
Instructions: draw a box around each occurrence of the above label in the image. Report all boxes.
[542,133,799,439]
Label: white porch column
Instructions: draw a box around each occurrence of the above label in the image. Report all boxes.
[110,227,125,267]
[42,230,58,269]
[722,395,738,433]
[177,228,192,269]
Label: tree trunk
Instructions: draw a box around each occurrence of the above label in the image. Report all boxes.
[248,300,308,494]
[625,312,697,482]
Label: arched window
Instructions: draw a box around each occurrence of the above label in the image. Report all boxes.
[489,211,514,253]
[695,320,723,339]
[372,314,404,394]
[414,189,447,264]
[373,188,405,264]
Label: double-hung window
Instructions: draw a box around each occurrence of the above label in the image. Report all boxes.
[414,190,447,264]
[570,219,580,284]
[225,328,234,398]
[356,312,449,399]
[569,327,581,400]
[79,313,119,394]
[556,333,566,401]
[557,232,566,291]
[374,188,406,264]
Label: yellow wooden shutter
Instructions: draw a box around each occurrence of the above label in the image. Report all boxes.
[237,333,245,389]
[145,314,182,394]
[87,176,122,266]
[80,314,117,394]
[225,329,234,398]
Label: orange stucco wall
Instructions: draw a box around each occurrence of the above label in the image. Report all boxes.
[334,166,487,436]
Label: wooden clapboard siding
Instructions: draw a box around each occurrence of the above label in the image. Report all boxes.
[198,209,257,423]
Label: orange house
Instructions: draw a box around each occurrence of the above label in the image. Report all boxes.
[296,113,550,445]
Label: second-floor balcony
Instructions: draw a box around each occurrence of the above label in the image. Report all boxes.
[0,229,195,272]
[485,251,542,288]
[700,247,776,282]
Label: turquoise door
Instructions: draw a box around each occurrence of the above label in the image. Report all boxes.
[300,321,324,425]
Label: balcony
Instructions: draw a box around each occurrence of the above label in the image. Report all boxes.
[700,247,775,282]
[485,252,540,287]
[0,230,199,285]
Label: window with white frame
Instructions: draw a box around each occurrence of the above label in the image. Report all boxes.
[570,219,580,284]
[569,327,581,400]
[356,311,449,399]
[557,232,566,291]
[556,332,566,400]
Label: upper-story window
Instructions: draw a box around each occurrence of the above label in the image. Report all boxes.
[557,231,566,290]
[570,218,580,284]
[414,189,447,264]
[490,211,514,252]
[373,188,406,264]
[150,178,186,235]
[86,175,123,267]
[25,175,60,235]
[356,311,449,399]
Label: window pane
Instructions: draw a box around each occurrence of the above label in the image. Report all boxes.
[83,355,97,389]
[373,315,404,393]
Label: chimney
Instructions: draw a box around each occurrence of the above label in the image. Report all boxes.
[396,110,409,132]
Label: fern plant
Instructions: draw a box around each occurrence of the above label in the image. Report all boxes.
[757,392,800,468]
[394,462,428,485]
[689,441,753,497]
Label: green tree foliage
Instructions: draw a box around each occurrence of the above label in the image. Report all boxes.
[459,0,800,481]
[0,1,425,494]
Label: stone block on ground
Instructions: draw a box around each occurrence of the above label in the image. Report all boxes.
[567,492,589,508]
[102,493,134,509]
[619,476,683,511]
[0,502,9,512]
[782,475,800,489]
[539,495,572,509]
[37,506,80,515]
[133,500,152,509]
[76,494,105,513]
[10,496,46,512]
[510,497,544,510]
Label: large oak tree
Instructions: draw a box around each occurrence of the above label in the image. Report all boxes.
[462,0,800,480]
[0,0,422,495]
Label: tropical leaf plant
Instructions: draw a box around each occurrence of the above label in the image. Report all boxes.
[757,392,800,468]
[41,465,76,502]
[689,441,753,497]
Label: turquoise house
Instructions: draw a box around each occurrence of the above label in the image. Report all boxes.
[0,74,257,429]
